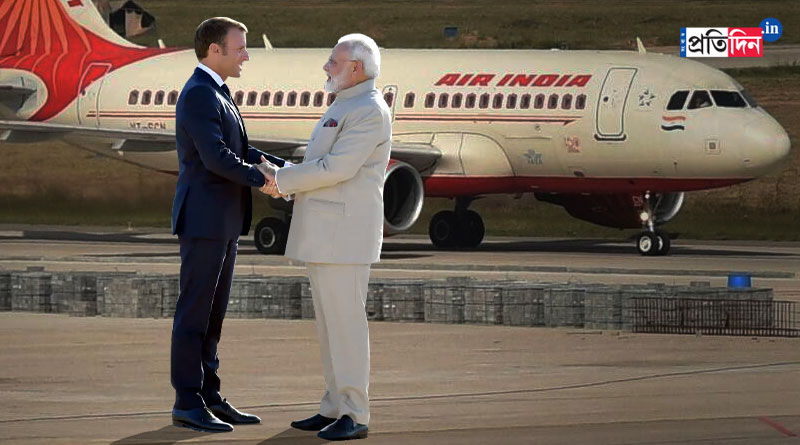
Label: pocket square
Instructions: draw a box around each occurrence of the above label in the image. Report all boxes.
[323,118,338,128]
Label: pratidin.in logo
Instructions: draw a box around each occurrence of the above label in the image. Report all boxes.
[760,17,782,42]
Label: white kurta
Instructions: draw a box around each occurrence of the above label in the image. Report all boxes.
[274,78,391,425]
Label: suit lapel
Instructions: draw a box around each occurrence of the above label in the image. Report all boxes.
[194,68,248,143]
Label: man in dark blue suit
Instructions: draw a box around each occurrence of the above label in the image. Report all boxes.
[170,17,283,433]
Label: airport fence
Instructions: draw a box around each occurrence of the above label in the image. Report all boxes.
[630,297,800,338]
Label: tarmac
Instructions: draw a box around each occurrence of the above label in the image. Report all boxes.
[1,225,800,444]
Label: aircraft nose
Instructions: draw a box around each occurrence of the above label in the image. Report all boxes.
[741,115,791,173]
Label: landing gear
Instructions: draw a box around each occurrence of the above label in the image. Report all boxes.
[429,198,485,248]
[254,217,287,255]
[636,191,671,256]
[636,229,670,256]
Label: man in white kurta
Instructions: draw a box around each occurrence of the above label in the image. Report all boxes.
[258,34,390,441]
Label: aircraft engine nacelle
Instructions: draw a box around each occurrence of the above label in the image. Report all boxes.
[534,192,685,229]
[384,160,425,235]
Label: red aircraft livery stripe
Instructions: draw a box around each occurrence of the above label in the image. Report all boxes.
[423,175,751,196]
[0,0,178,121]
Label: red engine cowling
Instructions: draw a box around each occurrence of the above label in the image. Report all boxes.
[384,160,425,234]
[534,192,685,229]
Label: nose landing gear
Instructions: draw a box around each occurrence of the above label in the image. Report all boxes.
[636,192,671,256]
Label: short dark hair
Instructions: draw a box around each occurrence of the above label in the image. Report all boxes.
[194,17,248,59]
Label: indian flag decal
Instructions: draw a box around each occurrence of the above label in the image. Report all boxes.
[661,115,686,131]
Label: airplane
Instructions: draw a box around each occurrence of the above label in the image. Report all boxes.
[0,0,791,256]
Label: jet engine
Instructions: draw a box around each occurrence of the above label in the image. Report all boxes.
[383,160,425,235]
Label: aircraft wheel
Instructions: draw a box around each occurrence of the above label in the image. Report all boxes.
[654,230,671,256]
[429,210,459,248]
[636,232,659,256]
[254,217,287,255]
[459,210,485,248]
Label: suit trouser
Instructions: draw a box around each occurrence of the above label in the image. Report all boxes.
[307,262,371,425]
[171,236,238,410]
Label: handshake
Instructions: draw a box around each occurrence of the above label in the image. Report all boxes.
[256,155,287,198]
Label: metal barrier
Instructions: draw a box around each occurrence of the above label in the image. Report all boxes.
[630,297,800,337]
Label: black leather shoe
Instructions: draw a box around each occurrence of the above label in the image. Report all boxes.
[172,407,233,433]
[207,399,261,424]
[291,413,337,431]
[317,415,368,441]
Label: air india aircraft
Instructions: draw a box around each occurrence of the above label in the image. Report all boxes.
[0,0,791,255]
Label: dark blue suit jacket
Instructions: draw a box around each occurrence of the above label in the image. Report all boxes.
[172,68,284,240]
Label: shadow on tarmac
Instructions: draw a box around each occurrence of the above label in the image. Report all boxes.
[257,427,326,444]
[111,425,211,444]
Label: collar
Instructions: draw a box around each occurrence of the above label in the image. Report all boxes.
[334,78,376,100]
[197,62,225,87]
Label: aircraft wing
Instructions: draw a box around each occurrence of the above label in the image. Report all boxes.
[0,120,308,155]
[0,120,442,171]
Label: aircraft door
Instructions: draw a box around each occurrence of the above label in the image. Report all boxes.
[76,63,111,127]
[595,67,637,141]
[382,85,398,121]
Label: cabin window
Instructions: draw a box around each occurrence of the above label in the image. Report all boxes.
[451,93,463,108]
[287,91,297,106]
[425,93,435,108]
[492,93,504,109]
[666,90,689,110]
[506,94,517,109]
[260,91,271,106]
[534,93,545,109]
[384,91,394,106]
[167,90,179,105]
[547,93,559,109]
[327,93,336,105]
[154,90,165,105]
[300,91,311,106]
[141,90,152,105]
[561,93,573,109]
[438,93,449,108]
[711,90,747,108]
[687,90,712,109]
[520,94,531,109]
[128,90,139,105]
[465,93,476,108]
[273,91,284,106]
[575,94,586,110]
[247,91,257,106]
[313,91,324,107]
[404,92,415,108]
[233,91,244,106]
[479,93,490,109]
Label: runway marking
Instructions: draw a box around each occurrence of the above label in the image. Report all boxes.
[758,416,798,437]
[1,361,798,424]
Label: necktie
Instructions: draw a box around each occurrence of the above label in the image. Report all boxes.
[220,84,245,137]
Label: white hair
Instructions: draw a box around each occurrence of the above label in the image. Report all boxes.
[337,33,381,79]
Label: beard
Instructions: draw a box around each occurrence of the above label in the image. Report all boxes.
[324,70,348,93]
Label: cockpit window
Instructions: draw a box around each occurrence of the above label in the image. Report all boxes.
[711,91,747,108]
[687,90,713,110]
[740,89,759,108]
[666,90,689,110]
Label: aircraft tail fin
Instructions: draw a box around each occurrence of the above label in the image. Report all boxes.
[0,0,175,121]
[60,0,143,48]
